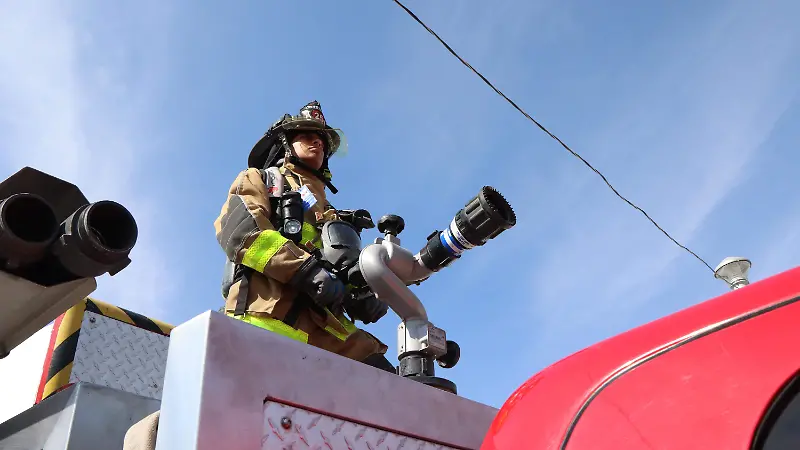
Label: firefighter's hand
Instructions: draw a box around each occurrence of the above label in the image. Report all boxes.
[290,259,346,309]
[346,292,389,325]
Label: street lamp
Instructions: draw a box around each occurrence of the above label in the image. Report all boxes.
[714,257,752,290]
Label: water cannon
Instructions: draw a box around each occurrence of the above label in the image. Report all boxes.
[0,167,138,358]
[357,186,516,393]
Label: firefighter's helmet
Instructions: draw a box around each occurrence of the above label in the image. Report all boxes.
[248,101,343,171]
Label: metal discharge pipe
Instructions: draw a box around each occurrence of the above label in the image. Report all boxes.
[0,193,59,269]
[0,166,141,360]
[359,242,430,321]
[0,197,138,286]
[52,200,139,278]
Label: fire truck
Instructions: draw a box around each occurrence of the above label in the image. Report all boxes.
[480,261,800,450]
[1,167,797,449]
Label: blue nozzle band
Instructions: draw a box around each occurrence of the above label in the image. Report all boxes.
[440,227,466,256]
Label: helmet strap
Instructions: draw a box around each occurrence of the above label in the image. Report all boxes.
[278,132,293,159]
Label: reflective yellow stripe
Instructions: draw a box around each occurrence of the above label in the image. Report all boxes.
[322,308,358,341]
[324,325,349,341]
[226,312,308,343]
[242,231,288,272]
[301,222,321,249]
[340,315,357,334]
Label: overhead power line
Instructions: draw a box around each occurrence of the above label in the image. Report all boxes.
[390,0,715,273]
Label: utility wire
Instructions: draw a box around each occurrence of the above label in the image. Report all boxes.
[390,0,715,273]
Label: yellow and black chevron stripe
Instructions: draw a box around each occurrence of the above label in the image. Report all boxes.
[83,298,173,336]
[38,297,173,402]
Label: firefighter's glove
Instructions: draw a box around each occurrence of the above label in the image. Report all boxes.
[289,258,346,310]
[337,209,375,234]
[346,292,389,325]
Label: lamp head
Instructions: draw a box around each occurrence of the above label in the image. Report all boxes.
[714,256,751,290]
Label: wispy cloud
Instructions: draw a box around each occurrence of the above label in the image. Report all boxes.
[0,0,178,423]
[317,0,800,406]
[755,209,800,280]
[358,0,573,206]
[348,0,587,405]
[524,0,800,358]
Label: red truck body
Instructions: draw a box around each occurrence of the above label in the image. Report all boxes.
[481,266,800,450]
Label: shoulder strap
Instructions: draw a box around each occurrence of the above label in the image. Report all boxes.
[279,166,301,191]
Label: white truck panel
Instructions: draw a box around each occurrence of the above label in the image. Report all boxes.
[155,311,497,450]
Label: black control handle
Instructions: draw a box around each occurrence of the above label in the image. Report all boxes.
[378,214,405,236]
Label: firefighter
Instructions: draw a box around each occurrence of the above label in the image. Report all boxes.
[214,100,395,373]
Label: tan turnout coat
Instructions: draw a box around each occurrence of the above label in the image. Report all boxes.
[214,160,387,361]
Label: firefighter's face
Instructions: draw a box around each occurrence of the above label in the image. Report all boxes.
[290,132,326,170]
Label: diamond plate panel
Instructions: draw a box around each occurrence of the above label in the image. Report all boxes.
[69,311,169,399]
[262,401,460,450]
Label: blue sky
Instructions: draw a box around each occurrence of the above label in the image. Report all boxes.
[1,0,800,424]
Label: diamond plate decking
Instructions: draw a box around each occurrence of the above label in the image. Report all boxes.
[71,311,169,399]
[262,400,459,449]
